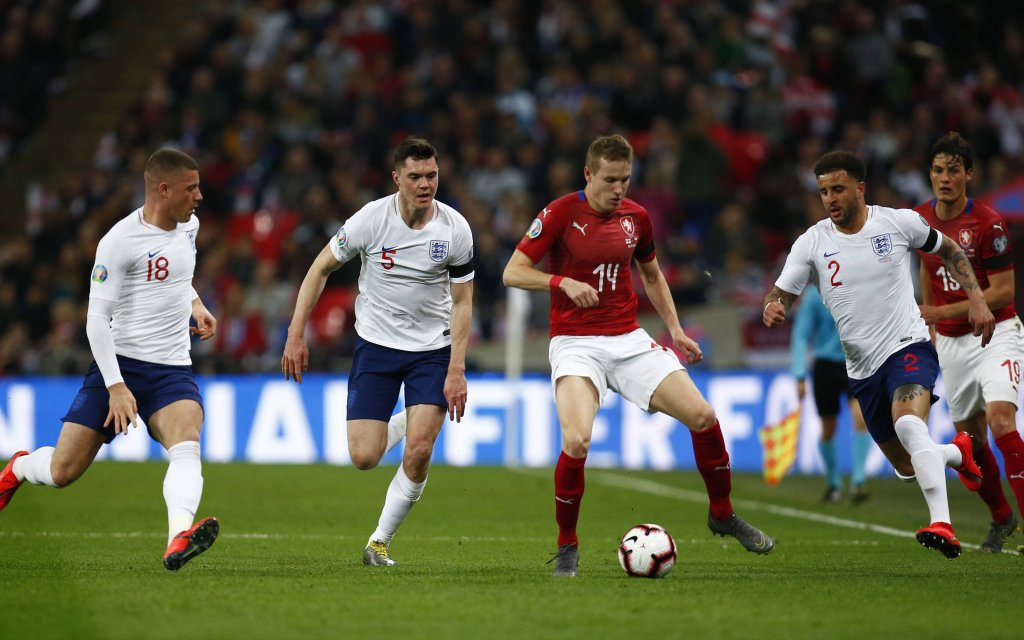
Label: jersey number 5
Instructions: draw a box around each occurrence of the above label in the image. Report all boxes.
[381,248,396,270]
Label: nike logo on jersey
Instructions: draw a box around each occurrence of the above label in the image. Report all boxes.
[572,222,588,236]
[823,251,840,257]
[554,496,576,505]
[148,249,163,258]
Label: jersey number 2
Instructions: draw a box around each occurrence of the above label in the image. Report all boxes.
[828,260,843,287]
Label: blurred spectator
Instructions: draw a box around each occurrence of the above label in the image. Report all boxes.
[4,0,1024,374]
[1,1,110,175]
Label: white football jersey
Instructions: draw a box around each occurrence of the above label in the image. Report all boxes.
[330,194,474,351]
[89,207,198,365]
[775,205,942,379]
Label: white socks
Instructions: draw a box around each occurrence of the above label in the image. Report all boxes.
[163,441,203,544]
[369,464,426,545]
[13,447,58,487]
[385,411,407,454]
[894,415,950,524]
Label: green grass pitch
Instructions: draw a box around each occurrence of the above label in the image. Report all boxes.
[1,462,1020,639]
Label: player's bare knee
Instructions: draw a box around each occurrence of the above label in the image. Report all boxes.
[985,411,1017,438]
[686,403,717,432]
[49,463,82,488]
[349,450,382,471]
[561,433,590,458]
[403,440,434,467]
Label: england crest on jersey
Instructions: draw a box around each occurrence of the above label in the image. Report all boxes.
[870,233,892,256]
[429,240,449,262]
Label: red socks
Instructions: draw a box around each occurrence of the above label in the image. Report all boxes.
[975,443,1013,524]
[554,451,587,547]
[690,421,734,520]
[995,431,1024,519]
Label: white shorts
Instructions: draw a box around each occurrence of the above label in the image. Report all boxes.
[549,328,685,411]
[936,316,1024,421]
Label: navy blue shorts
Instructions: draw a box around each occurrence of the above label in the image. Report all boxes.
[62,355,203,444]
[848,341,939,444]
[346,336,450,421]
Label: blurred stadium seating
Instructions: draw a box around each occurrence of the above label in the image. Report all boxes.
[2,0,1024,375]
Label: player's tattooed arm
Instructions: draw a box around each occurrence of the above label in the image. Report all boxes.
[935,234,995,346]
[763,286,798,313]
[935,235,982,293]
[762,286,798,328]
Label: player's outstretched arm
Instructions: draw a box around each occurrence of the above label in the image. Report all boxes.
[935,234,995,346]
[503,250,599,307]
[637,256,701,364]
[282,245,343,383]
[762,286,798,328]
[920,261,1013,326]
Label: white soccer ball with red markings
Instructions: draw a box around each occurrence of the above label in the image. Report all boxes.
[618,523,677,578]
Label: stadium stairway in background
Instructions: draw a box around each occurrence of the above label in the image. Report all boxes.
[0,0,202,238]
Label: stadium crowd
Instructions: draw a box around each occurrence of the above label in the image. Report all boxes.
[2,0,1024,375]
[0,0,107,175]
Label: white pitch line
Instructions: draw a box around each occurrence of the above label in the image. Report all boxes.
[587,469,1001,551]
[512,467,1012,552]
[1,469,1015,553]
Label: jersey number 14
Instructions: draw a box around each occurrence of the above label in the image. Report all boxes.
[593,263,620,292]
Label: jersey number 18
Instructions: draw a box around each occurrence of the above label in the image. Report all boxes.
[147,257,170,282]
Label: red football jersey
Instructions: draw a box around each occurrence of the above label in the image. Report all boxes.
[915,198,1016,337]
[516,190,656,337]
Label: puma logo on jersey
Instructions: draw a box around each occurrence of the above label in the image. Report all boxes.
[572,222,588,236]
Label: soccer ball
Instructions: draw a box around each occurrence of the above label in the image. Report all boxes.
[617,523,677,578]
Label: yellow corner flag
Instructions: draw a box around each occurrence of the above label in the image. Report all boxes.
[759,408,800,485]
